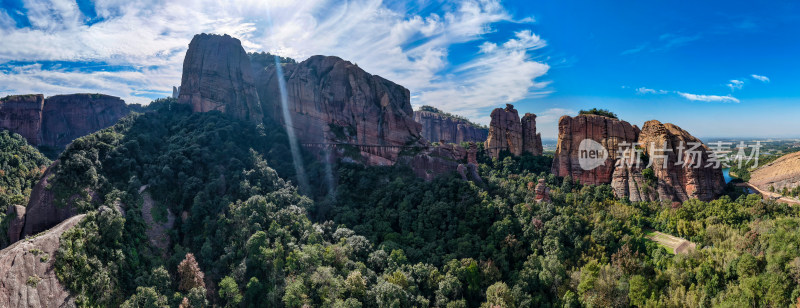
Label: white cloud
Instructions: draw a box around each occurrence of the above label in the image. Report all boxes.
[0,0,549,123]
[636,87,667,95]
[751,74,770,83]
[677,92,740,103]
[727,79,744,91]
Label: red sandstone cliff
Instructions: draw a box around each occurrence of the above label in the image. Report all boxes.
[521,113,543,156]
[551,114,640,185]
[486,104,523,158]
[414,110,488,144]
[611,120,725,202]
[486,104,543,158]
[41,94,129,149]
[178,33,264,123]
[0,93,129,149]
[0,94,44,146]
[255,55,423,165]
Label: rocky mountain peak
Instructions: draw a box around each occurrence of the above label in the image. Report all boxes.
[178,33,264,123]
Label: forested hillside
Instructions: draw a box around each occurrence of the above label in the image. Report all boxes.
[0,130,51,247]
[1,98,798,307]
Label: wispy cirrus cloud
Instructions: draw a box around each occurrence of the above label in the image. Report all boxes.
[630,86,741,103]
[621,32,702,55]
[677,92,740,103]
[636,87,667,95]
[751,74,770,83]
[0,0,552,121]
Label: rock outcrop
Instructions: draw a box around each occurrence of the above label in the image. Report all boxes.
[485,104,543,158]
[748,147,800,193]
[486,104,524,158]
[551,114,640,185]
[521,113,543,156]
[0,214,83,307]
[18,161,79,241]
[0,93,129,149]
[6,205,25,244]
[551,113,724,201]
[178,33,263,123]
[41,94,129,149]
[611,120,725,202]
[402,143,481,183]
[533,179,551,202]
[255,55,423,165]
[0,94,45,146]
[414,110,488,144]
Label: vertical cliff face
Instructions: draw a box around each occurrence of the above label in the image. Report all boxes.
[551,114,640,186]
[41,94,129,149]
[485,104,543,158]
[178,33,263,123]
[486,104,524,158]
[17,160,78,240]
[0,93,129,149]
[255,55,423,165]
[414,110,488,144]
[551,113,724,201]
[521,113,543,156]
[0,95,45,145]
[611,120,725,202]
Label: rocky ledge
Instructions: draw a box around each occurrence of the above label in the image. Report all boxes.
[0,214,85,307]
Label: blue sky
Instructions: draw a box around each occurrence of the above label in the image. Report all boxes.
[0,0,798,138]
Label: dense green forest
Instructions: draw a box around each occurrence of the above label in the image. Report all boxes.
[2,98,800,307]
[0,130,51,247]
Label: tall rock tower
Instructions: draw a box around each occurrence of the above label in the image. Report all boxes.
[486,104,523,158]
[178,34,263,123]
[485,104,543,158]
[521,113,543,156]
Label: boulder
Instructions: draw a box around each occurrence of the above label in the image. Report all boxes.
[0,94,44,146]
[521,113,543,155]
[486,104,523,158]
[41,94,129,149]
[178,33,263,123]
[551,114,640,186]
[256,55,423,165]
[414,110,488,144]
[0,214,84,307]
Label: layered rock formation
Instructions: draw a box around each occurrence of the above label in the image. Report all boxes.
[0,214,83,307]
[749,151,800,192]
[255,55,423,165]
[551,113,724,201]
[414,109,488,144]
[485,104,542,158]
[611,120,725,202]
[486,104,523,158]
[551,114,640,185]
[521,113,543,156]
[41,94,129,149]
[178,33,263,123]
[0,94,44,145]
[0,93,129,149]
